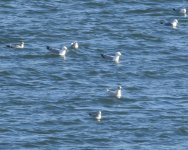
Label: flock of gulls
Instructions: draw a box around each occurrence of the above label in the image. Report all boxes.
[5,6,187,122]
[160,7,187,28]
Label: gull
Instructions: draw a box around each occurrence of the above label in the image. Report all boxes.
[46,46,68,57]
[101,52,121,63]
[107,85,122,99]
[160,19,178,28]
[89,111,102,121]
[173,7,186,16]
[70,41,79,49]
[6,41,24,49]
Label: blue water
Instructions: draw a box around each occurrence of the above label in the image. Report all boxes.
[0,0,188,149]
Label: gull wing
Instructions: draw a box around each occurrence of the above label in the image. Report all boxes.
[46,46,60,54]
[101,54,114,61]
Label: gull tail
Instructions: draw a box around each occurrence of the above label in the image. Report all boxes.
[89,112,96,117]
[46,46,51,50]
[101,54,105,58]
[160,20,165,24]
[6,44,13,48]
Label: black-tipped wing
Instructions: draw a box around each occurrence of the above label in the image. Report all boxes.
[89,112,98,117]
[6,43,20,48]
[46,46,60,54]
[6,44,14,48]
[164,22,172,26]
[101,54,113,60]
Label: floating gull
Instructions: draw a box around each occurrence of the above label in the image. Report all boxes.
[173,7,187,16]
[70,41,79,49]
[6,41,24,49]
[46,46,68,57]
[160,19,178,28]
[101,52,121,63]
[107,85,122,99]
[89,111,102,121]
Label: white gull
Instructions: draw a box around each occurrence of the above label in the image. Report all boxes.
[101,52,121,63]
[107,85,122,99]
[6,41,24,49]
[70,41,79,49]
[173,7,187,16]
[160,19,178,28]
[89,111,102,121]
[46,46,68,58]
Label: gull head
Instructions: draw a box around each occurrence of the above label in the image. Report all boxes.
[171,19,178,28]
[180,8,186,14]
[21,41,24,46]
[62,46,68,51]
[118,86,122,90]
[71,41,79,49]
[173,19,178,24]
[116,52,121,56]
